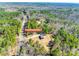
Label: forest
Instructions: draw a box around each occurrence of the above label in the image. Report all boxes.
[0,2,79,56]
[0,11,22,55]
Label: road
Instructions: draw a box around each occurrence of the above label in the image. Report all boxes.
[16,13,27,55]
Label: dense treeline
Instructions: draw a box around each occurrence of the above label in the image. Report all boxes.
[0,19,21,55]
[0,11,21,55]
[0,11,21,20]
[50,27,79,56]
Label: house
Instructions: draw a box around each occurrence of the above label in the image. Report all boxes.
[24,29,42,32]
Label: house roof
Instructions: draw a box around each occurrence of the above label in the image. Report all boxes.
[25,29,42,32]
